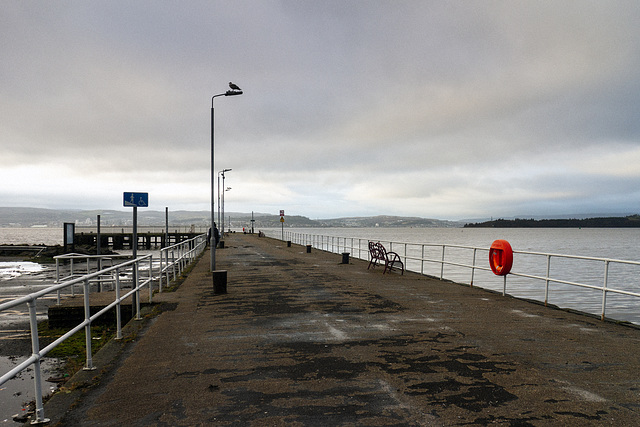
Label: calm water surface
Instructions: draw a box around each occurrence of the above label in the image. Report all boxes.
[0,228,63,246]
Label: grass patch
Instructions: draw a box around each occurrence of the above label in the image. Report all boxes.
[158,250,204,292]
[38,320,116,376]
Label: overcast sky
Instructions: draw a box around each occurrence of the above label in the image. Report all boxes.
[2,1,640,220]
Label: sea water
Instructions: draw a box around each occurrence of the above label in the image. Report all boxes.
[0,228,63,246]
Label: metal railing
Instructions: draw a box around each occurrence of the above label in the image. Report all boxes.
[54,253,132,301]
[0,255,152,424]
[282,231,640,324]
[158,234,208,291]
[0,233,207,424]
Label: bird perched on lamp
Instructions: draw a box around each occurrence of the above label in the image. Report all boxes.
[229,82,242,91]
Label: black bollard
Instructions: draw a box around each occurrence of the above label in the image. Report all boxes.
[213,270,227,294]
[306,245,312,253]
[341,252,350,264]
[287,241,291,247]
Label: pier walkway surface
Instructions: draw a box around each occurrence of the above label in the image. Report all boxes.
[45,233,640,426]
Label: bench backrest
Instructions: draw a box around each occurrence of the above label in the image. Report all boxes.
[375,242,388,258]
[369,241,388,260]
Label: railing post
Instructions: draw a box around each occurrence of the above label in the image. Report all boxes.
[601,260,610,321]
[470,248,477,287]
[172,250,177,281]
[159,249,164,293]
[55,258,62,305]
[70,258,76,297]
[166,249,171,286]
[115,268,122,339]
[134,263,141,320]
[148,255,154,303]
[55,257,60,283]
[544,255,551,306]
[440,245,445,280]
[404,243,407,268]
[503,275,507,296]
[83,278,95,371]
[27,300,49,424]
[181,244,186,271]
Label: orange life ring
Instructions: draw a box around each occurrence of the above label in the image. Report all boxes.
[489,239,513,276]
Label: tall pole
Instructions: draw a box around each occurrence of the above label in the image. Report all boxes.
[164,207,169,248]
[222,175,226,236]
[132,206,138,314]
[218,169,231,238]
[97,215,102,289]
[96,214,101,257]
[211,102,216,271]
[210,87,242,272]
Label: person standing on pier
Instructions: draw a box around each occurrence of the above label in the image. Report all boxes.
[213,223,221,247]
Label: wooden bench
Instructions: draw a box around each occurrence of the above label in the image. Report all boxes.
[367,241,404,275]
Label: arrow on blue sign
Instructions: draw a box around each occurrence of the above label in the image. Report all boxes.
[123,192,149,207]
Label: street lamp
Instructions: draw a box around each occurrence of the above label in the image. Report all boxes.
[220,170,231,237]
[218,168,231,228]
[222,186,231,235]
[211,85,242,271]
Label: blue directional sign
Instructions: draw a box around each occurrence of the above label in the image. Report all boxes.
[123,192,149,207]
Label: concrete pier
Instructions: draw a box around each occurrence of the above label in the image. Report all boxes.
[44,233,640,425]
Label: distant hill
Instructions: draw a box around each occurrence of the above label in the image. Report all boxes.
[464,215,640,228]
[316,215,460,228]
[0,207,213,227]
[0,207,462,229]
[5,207,638,229]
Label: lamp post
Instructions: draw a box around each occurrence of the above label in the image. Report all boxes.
[211,86,242,271]
[222,186,231,235]
[218,168,231,229]
[220,170,231,237]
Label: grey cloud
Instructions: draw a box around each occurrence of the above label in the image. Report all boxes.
[2,1,640,219]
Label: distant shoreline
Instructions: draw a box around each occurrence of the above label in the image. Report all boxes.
[464,215,640,228]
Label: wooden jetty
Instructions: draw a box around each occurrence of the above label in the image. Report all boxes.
[74,231,201,250]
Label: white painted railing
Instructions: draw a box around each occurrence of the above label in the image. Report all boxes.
[158,234,208,291]
[282,231,640,324]
[0,233,207,424]
[0,255,152,424]
[54,253,131,300]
